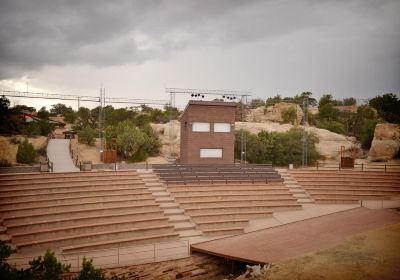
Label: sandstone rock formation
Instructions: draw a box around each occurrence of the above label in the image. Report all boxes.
[246,103,303,124]
[368,123,400,161]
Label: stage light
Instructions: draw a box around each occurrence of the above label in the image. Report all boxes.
[202,95,204,98]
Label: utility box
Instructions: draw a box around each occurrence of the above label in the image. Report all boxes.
[81,161,92,171]
[341,157,354,168]
[39,161,49,172]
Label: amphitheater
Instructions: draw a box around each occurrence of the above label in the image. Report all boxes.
[1,163,400,279]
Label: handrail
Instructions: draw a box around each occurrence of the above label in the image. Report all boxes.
[315,161,400,172]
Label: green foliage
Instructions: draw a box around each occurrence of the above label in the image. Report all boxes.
[16,139,37,164]
[77,127,96,146]
[76,257,105,280]
[26,122,42,136]
[50,103,73,115]
[281,107,297,124]
[29,249,70,280]
[360,119,377,149]
[318,94,334,108]
[317,121,345,134]
[64,112,78,124]
[318,103,339,122]
[235,128,320,166]
[105,120,160,162]
[249,98,265,109]
[266,92,317,107]
[343,97,356,106]
[9,136,20,144]
[369,93,400,123]
[0,158,12,167]
[37,107,50,119]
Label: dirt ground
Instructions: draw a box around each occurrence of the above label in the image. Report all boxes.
[237,222,400,280]
[0,135,48,164]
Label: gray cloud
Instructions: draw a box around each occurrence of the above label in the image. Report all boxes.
[0,0,399,98]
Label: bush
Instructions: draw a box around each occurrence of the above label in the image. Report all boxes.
[235,128,320,166]
[281,107,297,124]
[317,121,345,134]
[76,257,105,280]
[77,127,96,146]
[16,139,37,164]
[360,119,377,149]
[0,158,11,167]
[29,249,70,280]
[26,122,42,136]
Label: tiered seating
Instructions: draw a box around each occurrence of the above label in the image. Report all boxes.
[290,170,400,204]
[167,182,301,236]
[0,171,179,253]
[153,164,283,185]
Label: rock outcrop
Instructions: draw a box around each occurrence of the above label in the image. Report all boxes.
[246,103,303,124]
[368,123,400,161]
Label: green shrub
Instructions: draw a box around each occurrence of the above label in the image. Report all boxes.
[29,249,70,280]
[360,119,377,149]
[0,158,11,167]
[317,121,345,134]
[16,139,37,164]
[26,122,42,136]
[76,257,105,280]
[77,127,96,146]
[281,107,297,124]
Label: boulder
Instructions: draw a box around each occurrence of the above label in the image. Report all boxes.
[246,103,303,124]
[368,123,400,161]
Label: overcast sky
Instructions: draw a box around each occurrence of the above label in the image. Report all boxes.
[0,0,399,109]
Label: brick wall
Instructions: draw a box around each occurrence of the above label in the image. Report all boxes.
[180,101,236,164]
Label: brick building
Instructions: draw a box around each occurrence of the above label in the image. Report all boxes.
[179,101,236,164]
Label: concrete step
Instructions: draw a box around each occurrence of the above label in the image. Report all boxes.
[174,194,294,202]
[155,197,175,203]
[292,193,310,198]
[164,209,185,216]
[202,227,244,237]
[61,233,179,253]
[168,215,190,223]
[145,182,163,187]
[173,222,196,231]
[6,210,165,234]
[196,219,248,230]
[178,230,202,238]
[184,204,301,215]
[179,199,298,208]
[152,192,170,197]
[148,187,165,192]
[142,178,159,183]
[190,211,273,222]
[288,189,305,193]
[297,198,315,204]
[159,203,180,209]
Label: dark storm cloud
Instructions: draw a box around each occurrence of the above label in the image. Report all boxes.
[0,0,399,84]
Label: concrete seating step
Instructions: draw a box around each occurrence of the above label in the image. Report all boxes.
[173,194,294,202]
[142,178,159,183]
[61,232,179,253]
[179,198,297,208]
[196,219,248,230]
[5,210,166,233]
[292,193,310,198]
[0,234,11,242]
[190,211,273,222]
[288,189,305,193]
[314,198,360,204]
[184,204,301,215]
[3,204,161,225]
[164,209,185,216]
[0,198,157,216]
[202,227,244,237]
[159,203,180,209]
[11,217,170,243]
[145,182,163,187]
[16,225,176,253]
[170,189,290,196]
[0,193,154,209]
[148,187,165,192]
[305,188,400,194]
[311,194,390,200]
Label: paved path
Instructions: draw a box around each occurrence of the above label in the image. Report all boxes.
[47,139,79,172]
[191,207,400,264]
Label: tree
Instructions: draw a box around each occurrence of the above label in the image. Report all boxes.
[266,95,282,106]
[77,127,96,146]
[281,107,297,124]
[76,258,105,280]
[318,94,334,108]
[16,139,37,164]
[360,119,377,149]
[37,107,50,119]
[343,97,357,106]
[369,93,400,123]
[249,98,265,109]
[29,249,70,280]
[317,120,345,134]
[318,103,339,121]
[50,103,73,115]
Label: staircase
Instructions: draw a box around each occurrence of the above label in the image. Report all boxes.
[277,169,314,204]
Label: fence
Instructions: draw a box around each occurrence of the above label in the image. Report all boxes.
[315,161,400,172]
[8,240,190,272]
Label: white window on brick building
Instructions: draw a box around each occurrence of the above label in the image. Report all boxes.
[200,148,223,158]
[214,123,231,132]
[192,122,210,132]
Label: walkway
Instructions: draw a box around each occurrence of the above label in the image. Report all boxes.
[47,139,79,172]
[191,207,400,264]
